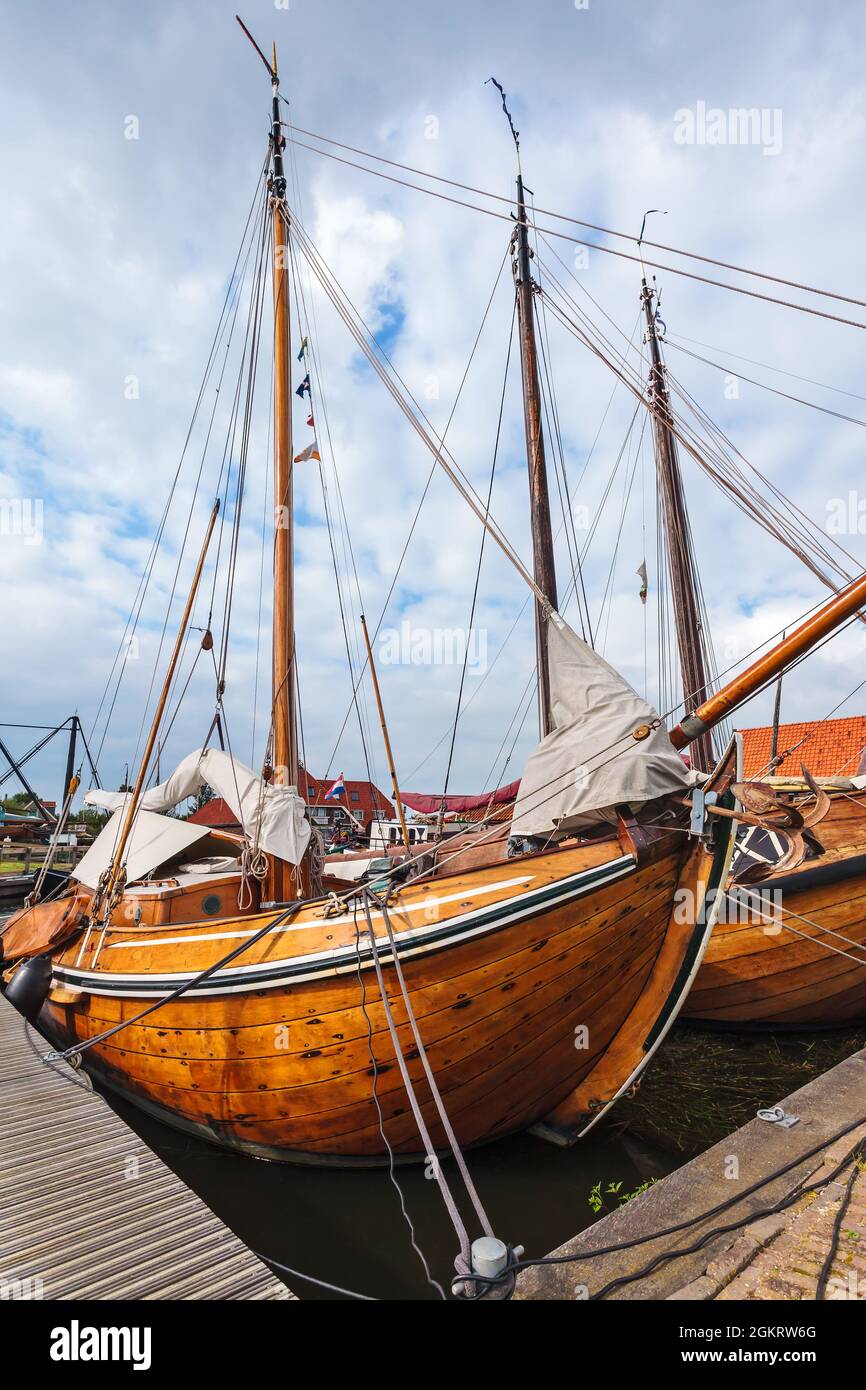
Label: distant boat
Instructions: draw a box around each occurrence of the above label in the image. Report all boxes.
[636,261,866,1028]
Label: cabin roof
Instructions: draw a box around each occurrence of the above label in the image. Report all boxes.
[738,715,866,779]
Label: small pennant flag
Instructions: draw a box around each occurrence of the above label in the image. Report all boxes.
[324,773,345,801]
[306,413,314,427]
[294,439,321,463]
[637,560,648,605]
[295,373,310,398]
[297,335,309,363]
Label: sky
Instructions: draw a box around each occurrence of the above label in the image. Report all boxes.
[1,0,865,810]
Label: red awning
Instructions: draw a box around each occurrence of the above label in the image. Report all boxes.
[400,780,520,815]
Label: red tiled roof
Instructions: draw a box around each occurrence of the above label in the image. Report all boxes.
[188,797,240,828]
[738,715,866,779]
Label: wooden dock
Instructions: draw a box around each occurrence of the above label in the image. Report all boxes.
[515,1045,866,1301]
[0,992,294,1300]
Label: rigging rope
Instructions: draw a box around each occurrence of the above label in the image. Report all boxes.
[350,904,446,1298]
[284,204,547,606]
[87,154,271,780]
[665,337,866,428]
[295,227,517,788]
[535,277,864,621]
[279,118,866,313]
[279,128,866,331]
[437,302,514,812]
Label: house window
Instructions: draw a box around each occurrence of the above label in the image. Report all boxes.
[351,791,360,802]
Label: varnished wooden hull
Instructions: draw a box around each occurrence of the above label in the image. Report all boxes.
[685,792,866,1027]
[30,827,730,1164]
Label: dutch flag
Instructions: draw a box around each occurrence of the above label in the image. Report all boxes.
[324,774,345,801]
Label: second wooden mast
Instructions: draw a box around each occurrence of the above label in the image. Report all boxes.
[514,171,559,738]
[269,46,301,900]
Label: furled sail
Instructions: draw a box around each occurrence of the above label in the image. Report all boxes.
[84,748,311,867]
[510,613,692,837]
[400,781,521,814]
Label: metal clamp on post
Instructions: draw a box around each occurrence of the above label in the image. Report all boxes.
[689,787,718,837]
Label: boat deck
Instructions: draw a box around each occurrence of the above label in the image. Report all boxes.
[0,991,294,1300]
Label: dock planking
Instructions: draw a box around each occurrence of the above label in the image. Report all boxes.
[0,992,294,1300]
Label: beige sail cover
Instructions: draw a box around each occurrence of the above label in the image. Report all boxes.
[84,748,311,867]
[73,808,211,891]
[510,612,691,836]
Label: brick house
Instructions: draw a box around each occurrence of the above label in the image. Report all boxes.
[188,772,395,833]
[300,769,395,824]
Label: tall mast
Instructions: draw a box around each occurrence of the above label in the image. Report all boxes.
[269,46,298,798]
[641,275,715,771]
[485,77,559,738]
[515,175,558,736]
[267,44,303,902]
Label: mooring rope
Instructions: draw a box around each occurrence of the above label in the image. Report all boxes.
[371,887,495,1240]
[361,892,478,1274]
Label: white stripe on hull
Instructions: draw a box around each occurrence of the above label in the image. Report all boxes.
[53,855,636,999]
[105,874,537,949]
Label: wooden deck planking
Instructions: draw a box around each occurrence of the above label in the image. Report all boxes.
[0,992,294,1300]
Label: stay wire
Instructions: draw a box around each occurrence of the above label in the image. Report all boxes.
[439,302,515,805]
[303,235,514,785]
[280,116,866,311]
[88,153,270,775]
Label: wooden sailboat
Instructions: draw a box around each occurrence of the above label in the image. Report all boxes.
[3,43,866,1163]
[639,276,866,1027]
[683,784,866,1026]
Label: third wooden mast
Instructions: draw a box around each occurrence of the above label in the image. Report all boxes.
[640,269,715,772]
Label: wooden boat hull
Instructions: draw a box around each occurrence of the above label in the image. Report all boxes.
[25,822,731,1164]
[685,792,866,1027]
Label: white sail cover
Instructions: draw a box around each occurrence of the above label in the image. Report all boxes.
[510,613,692,836]
[73,808,210,892]
[84,748,311,867]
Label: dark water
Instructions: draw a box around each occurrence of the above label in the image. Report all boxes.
[104,1090,674,1300]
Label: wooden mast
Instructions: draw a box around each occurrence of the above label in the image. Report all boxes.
[268,43,301,901]
[641,275,715,771]
[491,102,557,739]
[359,613,411,851]
[488,77,557,735]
